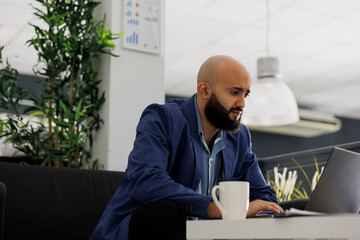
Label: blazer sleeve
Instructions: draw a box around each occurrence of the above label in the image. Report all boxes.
[237,126,278,203]
[125,104,211,218]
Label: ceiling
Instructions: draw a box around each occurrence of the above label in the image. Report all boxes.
[1,0,360,119]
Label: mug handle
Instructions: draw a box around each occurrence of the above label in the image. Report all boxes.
[211,185,225,217]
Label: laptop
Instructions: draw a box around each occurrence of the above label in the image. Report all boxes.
[253,147,360,218]
[305,147,360,214]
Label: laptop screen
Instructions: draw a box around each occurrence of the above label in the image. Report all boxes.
[305,147,360,214]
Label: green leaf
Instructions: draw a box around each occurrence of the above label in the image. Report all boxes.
[313,154,320,182]
[60,100,72,121]
[291,157,312,191]
[52,119,69,128]
[75,99,83,122]
[8,120,17,130]
[104,39,115,49]
[113,32,125,36]
[302,188,309,198]
[83,104,93,111]
[24,106,40,114]
[21,120,30,129]
[41,158,49,166]
[29,111,44,117]
[100,50,119,57]
[62,42,73,51]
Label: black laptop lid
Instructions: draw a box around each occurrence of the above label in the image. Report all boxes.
[305,147,360,214]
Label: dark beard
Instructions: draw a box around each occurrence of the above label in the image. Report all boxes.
[204,93,242,133]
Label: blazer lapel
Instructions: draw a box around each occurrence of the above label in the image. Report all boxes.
[221,137,235,181]
[182,95,203,190]
[190,131,203,190]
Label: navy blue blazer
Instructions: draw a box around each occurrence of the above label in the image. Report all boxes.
[90,95,277,239]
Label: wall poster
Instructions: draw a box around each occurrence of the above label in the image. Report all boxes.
[122,0,161,55]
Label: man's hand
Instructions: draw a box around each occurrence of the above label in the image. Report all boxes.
[207,199,284,218]
[206,201,222,218]
[247,199,285,217]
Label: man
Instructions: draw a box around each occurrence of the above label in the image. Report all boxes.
[91,55,284,240]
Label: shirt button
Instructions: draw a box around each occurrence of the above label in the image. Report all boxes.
[209,157,213,161]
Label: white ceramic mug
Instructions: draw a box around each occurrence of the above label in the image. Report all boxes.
[211,181,249,220]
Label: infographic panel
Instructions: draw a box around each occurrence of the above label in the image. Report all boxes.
[122,0,161,54]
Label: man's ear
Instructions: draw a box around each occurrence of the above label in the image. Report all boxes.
[197,82,211,100]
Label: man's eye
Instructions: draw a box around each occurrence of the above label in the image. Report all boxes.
[245,92,250,98]
[231,91,239,96]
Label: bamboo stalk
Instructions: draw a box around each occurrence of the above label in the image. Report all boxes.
[75,124,80,168]
[75,149,80,168]
[48,76,53,167]
[68,153,73,168]
[68,62,75,168]
[68,63,75,168]
[70,63,74,110]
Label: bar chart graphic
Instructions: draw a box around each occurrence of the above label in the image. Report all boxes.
[126,32,139,44]
[123,0,161,54]
[127,19,139,25]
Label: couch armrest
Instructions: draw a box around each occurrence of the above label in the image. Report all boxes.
[280,198,309,211]
[0,181,5,240]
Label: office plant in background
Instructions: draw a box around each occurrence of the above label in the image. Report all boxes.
[267,155,324,202]
[0,0,122,169]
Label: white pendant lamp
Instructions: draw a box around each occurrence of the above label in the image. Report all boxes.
[242,56,299,126]
[242,0,299,126]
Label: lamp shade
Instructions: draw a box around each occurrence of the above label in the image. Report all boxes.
[242,57,299,126]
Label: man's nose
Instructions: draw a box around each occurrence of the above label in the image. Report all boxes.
[235,95,246,109]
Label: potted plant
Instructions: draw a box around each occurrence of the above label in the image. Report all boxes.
[0,0,122,169]
[266,156,324,202]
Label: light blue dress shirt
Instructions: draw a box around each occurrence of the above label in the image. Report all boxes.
[194,95,225,196]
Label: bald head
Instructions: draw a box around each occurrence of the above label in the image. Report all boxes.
[196,55,251,136]
[197,55,250,88]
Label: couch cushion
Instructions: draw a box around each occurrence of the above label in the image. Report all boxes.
[0,162,124,240]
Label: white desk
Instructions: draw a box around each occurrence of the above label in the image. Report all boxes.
[187,215,360,240]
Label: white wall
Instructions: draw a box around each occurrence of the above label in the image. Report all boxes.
[93,0,165,171]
